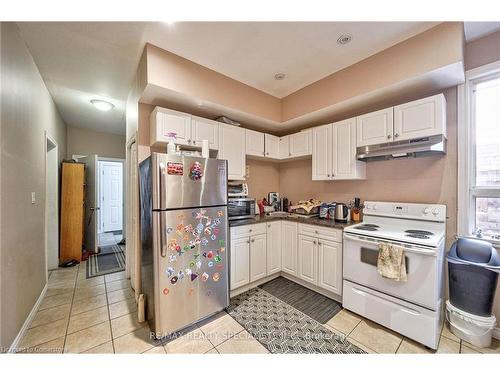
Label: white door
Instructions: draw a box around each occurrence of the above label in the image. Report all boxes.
[80,154,99,253]
[101,161,123,233]
[46,137,59,270]
[297,235,317,285]
[249,233,267,282]
[393,94,446,141]
[245,129,265,157]
[219,124,246,180]
[318,239,342,295]
[266,221,282,274]
[279,136,290,159]
[281,221,298,275]
[289,130,312,157]
[158,108,192,146]
[264,134,280,159]
[191,116,219,149]
[312,124,332,180]
[356,107,394,146]
[230,236,250,290]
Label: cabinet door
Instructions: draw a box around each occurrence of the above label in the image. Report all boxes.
[219,124,246,180]
[192,116,219,150]
[265,134,280,159]
[318,239,342,295]
[312,124,332,180]
[393,94,446,141]
[249,233,267,282]
[281,221,298,275]
[266,221,282,275]
[154,108,192,146]
[245,129,265,157]
[279,136,290,159]
[289,129,312,157]
[297,235,318,285]
[356,107,393,147]
[332,118,365,180]
[230,236,250,290]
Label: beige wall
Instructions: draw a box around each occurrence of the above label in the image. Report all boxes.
[245,159,280,202]
[67,126,126,160]
[279,86,458,248]
[0,23,67,349]
[465,30,500,71]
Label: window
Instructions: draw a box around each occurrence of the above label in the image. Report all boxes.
[459,62,500,242]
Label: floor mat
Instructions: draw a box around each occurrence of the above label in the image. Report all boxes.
[227,288,365,354]
[86,244,125,278]
[259,276,341,324]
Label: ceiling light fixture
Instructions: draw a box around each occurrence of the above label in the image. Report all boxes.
[274,73,286,80]
[337,34,352,45]
[90,99,114,111]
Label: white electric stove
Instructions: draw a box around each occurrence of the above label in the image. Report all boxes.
[343,201,446,350]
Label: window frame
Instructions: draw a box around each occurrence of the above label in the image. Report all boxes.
[458,60,500,245]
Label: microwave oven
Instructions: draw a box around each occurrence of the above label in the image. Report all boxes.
[228,198,256,221]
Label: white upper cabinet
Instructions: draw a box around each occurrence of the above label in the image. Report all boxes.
[150,107,192,147]
[266,221,282,275]
[393,93,446,141]
[245,129,265,157]
[191,116,219,150]
[332,119,365,180]
[265,134,280,159]
[312,124,332,180]
[219,123,246,180]
[289,129,312,158]
[312,119,365,181]
[356,107,394,147]
[279,136,290,159]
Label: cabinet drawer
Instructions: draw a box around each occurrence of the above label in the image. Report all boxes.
[230,222,266,238]
[298,224,341,242]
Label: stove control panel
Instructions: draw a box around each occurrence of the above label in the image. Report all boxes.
[363,201,446,222]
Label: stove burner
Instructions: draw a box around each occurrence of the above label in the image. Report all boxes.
[405,230,434,236]
[362,224,380,228]
[356,225,379,232]
[406,233,431,239]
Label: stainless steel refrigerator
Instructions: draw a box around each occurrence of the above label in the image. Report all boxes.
[139,153,229,339]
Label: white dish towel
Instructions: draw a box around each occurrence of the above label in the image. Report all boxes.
[377,242,408,282]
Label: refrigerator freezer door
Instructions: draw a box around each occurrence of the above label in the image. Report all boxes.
[154,206,228,337]
[152,153,227,211]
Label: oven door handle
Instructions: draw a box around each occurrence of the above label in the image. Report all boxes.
[343,234,437,256]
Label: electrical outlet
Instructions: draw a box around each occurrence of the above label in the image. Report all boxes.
[245,166,250,179]
[31,192,36,204]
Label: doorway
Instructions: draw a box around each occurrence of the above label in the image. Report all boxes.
[98,159,124,247]
[45,133,59,271]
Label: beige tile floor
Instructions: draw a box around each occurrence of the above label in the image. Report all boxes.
[16,263,500,354]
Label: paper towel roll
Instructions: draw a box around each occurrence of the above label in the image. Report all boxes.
[201,139,209,158]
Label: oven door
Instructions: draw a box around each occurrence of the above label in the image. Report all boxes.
[343,233,441,310]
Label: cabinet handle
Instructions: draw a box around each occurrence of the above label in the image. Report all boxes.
[188,139,192,143]
[315,230,318,234]
[313,241,317,245]
[289,152,291,156]
[247,240,250,244]
[387,134,391,140]
[266,152,269,155]
[332,173,335,177]
[327,174,330,177]
[268,224,271,228]
[249,229,252,232]
[318,241,322,245]
[394,133,399,138]
[251,239,255,243]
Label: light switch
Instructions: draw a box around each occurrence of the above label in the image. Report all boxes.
[245,166,250,178]
[31,192,36,204]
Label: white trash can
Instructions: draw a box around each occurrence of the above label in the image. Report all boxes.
[446,300,496,348]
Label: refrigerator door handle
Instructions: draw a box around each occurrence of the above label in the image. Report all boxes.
[159,161,167,210]
[160,212,167,257]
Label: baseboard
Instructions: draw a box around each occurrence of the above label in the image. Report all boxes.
[8,283,47,353]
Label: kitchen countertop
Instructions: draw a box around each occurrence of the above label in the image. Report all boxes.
[229,213,356,230]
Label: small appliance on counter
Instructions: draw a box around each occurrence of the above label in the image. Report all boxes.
[228,197,256,221]
[268,192,280,211]
[290,199,321,217]
[349,197,363,222]
[228,182,248,197]
[334,203,351,223]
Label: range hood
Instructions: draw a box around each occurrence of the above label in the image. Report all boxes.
[357,134,446,162]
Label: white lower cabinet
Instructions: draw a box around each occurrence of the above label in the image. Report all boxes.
[230,236,250,290]
[266,221,282,274]
[297,235,318,285]
[249,233,267,282]
[281,221,298,275]
[318,239,342,294]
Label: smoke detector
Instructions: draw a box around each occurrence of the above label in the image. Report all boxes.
[337,34,352,45]
[274,73,286,80]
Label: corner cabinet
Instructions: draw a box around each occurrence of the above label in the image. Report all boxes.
[219,123,246,180]
[312,118,365,180]
[289,129,312,158]
[393,94,446,141]
[265,134,280,159]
